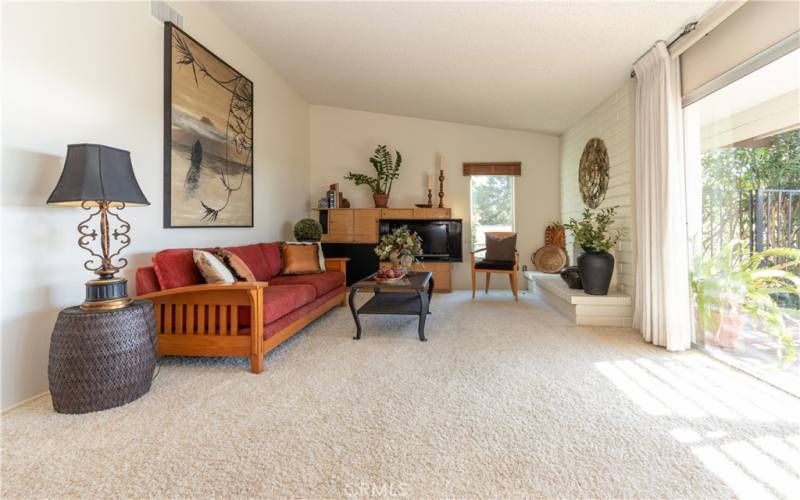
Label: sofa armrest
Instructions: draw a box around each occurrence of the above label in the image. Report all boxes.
[325,257,349,285]
[138,281,268,300]
[137,282,269,339]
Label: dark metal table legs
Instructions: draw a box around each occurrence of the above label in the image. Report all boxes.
[349,287,362,340]
[417,277,434,341]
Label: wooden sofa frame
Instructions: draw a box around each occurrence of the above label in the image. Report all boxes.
[137,257,349,373]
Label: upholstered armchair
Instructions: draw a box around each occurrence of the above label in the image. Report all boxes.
[470,232,520,301]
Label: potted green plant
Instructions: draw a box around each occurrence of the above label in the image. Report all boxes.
[344,144,402,208]
[563,207,625,295]
[691,241,799,361]
[374,225,423,271]
[293,218,323,241]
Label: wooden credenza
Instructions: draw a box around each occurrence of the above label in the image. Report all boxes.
[318,207,453,292]
[321,207,451,244]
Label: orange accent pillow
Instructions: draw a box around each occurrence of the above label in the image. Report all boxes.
[281,243,322,275]
[215,248,256,282]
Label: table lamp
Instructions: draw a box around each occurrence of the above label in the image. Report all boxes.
[47,144,150,311]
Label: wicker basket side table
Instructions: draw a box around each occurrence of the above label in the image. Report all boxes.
[48,300,156,414]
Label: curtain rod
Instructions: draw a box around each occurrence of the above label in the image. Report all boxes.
[630,21,698,78]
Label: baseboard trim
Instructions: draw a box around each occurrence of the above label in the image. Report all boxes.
[2,391,49,414]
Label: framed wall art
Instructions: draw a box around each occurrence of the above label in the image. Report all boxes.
[164,22,253,228]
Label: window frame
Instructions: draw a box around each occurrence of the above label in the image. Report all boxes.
[468,174,516,252]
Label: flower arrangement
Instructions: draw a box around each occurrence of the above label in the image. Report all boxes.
[563,207,625,252]
[375,226,423,270]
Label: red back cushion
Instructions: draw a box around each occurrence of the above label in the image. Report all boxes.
[152,249,204,290]
[227,244,270,281]
[135,266,161,295]
[260,243,283,280]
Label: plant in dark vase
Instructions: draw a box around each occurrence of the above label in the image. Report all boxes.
[293,218,323,242]
[563,207,625,295]
[344,144,402,208]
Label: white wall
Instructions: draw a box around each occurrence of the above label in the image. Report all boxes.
[560,82,636,294]
[1,2,310,410]
[309,106,561,290]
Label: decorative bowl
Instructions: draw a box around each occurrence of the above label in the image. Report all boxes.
[374,271,406,284]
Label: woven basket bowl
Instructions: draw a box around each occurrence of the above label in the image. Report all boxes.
[532,245,568,273]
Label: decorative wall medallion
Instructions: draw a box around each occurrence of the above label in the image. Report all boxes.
[164,23,253,228]
[578,138,609,209]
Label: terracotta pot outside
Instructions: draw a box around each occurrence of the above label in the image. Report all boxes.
[702,306,744,349]
[373,193,389,208]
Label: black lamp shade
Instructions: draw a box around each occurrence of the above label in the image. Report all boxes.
[47,144,149,207]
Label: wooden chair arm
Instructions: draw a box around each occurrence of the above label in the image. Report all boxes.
[470,247,487,254]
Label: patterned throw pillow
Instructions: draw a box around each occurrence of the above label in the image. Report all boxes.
[214,248,256,282]
[193,249,235,284]
[281,243,322,275]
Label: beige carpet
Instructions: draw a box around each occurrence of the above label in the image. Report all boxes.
[2,290,800,499]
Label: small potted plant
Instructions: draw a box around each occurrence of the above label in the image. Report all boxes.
[563,207,625,295]
[293,218,323,242]
[374,225,423,273]
[344,144,402,208]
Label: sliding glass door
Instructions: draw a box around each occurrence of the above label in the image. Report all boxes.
[683,48,799,395]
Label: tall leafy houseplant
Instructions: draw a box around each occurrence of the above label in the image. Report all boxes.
[563,207,626,295]
[344,145,402,208]
[691,241,799,363]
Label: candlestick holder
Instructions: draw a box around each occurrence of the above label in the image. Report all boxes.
[438,170,445,208]
[427,188,433,207]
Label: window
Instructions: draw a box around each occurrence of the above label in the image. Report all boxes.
[469,175,515,251]
[683,47,799,395]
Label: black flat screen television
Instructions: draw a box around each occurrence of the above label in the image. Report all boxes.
[378,219,463,262]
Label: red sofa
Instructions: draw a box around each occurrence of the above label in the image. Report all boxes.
[136,242,348,373]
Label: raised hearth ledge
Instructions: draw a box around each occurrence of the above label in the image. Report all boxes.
[525,271,633,327]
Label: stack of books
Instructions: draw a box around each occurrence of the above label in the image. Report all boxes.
[326,183,340,208]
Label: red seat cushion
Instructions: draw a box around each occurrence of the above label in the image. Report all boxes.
[238,284,316,326]
[268,271,344,298]
[152,249,204,290]
[263,285,344,339]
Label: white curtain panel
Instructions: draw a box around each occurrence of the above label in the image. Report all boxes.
[632,42,692,351]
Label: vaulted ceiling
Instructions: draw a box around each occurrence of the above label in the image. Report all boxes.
[208,1,714,135]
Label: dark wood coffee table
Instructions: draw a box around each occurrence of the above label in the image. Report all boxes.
[348,271,434,341]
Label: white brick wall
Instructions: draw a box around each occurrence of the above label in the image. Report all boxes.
[560,82,636,294]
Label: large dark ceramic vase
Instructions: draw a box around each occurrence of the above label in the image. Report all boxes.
[577,248,614,295]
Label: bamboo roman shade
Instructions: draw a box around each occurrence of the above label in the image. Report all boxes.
[462,162,521,176]
[680,0,800,105]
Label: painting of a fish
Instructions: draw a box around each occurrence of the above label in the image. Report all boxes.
[164,22,253,227]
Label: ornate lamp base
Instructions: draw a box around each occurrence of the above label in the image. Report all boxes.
[81,277,133,311]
